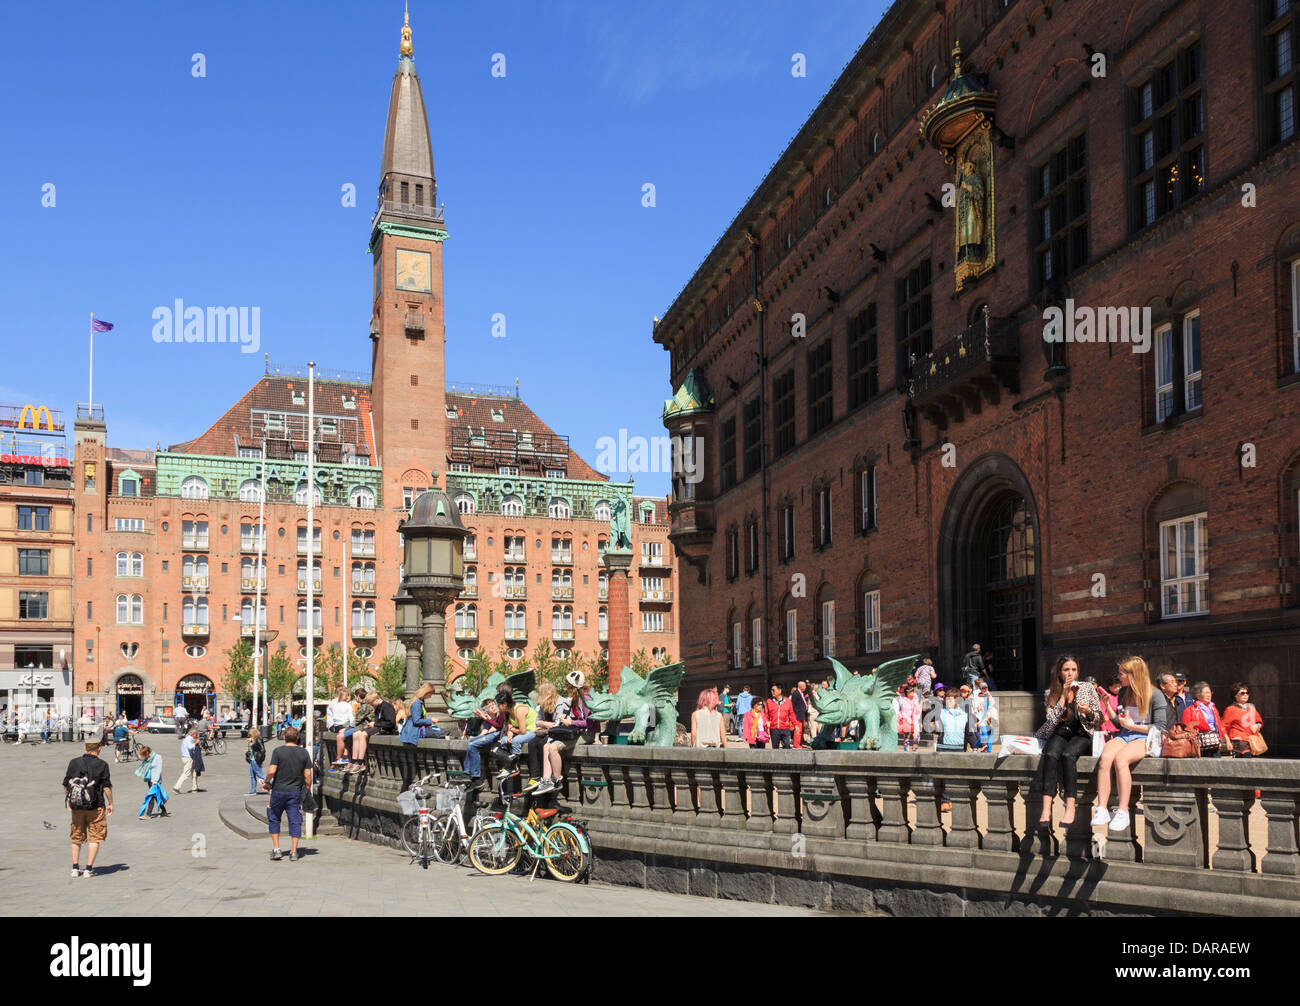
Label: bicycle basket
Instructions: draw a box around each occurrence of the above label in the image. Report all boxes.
[396,791,422,816]
[434,787,461,812]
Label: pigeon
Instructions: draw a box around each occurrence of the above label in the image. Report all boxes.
[43,821,56,830]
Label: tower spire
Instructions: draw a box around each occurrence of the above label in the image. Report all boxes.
[400,3,413,58]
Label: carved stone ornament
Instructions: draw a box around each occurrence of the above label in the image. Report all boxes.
[919,43,999,290]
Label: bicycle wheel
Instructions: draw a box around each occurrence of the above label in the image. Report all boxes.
[468,822,523,875]
[401,816,423,857]
[431,816,462,865]
[214,736,227,755]
[542,825,586,882]
[419,828,432,869]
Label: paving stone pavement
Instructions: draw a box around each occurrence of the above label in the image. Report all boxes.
[1,738,822,916]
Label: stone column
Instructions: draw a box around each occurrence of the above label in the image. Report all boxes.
[1210,787,1256,873]
[602,548,633,693]
[417,589,457,716]
[1260,791,1300,877]
[399,633,422,695]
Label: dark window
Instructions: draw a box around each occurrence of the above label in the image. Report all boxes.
[779,505,795,562]
[726,527,740,582]
[18,591,49,619]
[14,645,54,667]
[815,487,832,549]
[415,183,424,207]
[742,397,762,477]
[895,260,933,386]
[807,339,833,435]
[1129,42,1205,231]
[19,548,49,575]
[857,466,877,534]
[847,304,878,409]
[720,417,737,491]
[400,181,409,204]
[25,469,43,486]
[18,506,51,531]
[1263,1,1299,148]
[745,520,759,575]
[772,370,796,457]
[1033,134,1089,290]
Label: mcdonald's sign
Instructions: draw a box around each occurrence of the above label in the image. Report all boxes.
[19,405,55,431]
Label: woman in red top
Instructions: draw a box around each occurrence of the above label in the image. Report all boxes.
[1180,681,1228,757]
[1220,683,1264,758]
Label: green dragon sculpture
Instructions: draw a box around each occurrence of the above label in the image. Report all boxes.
[584,661,685,747]
[446,668,535,721]
[811,655,919,750]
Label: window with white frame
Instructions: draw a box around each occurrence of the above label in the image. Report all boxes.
[785,608,798,662]
[1160,513,1208,617]
[549,497,570,519]
[1183,311,1201,411]
[593,501,611,522]
[180,475,209,499]
[349,486,375,508]
[116,594,144,625]
[501,495,524,516]
[1155,311,1202,423]
[598,607,608,634]
[732,620,742,669]
[642,611,664,632]
[505,604,525,633]
[820,600,836,658]
[294,481,321,505]
[241,597,267,628]
[1155,323,1175,421]
[239,479,263,502]
[454,493,476,515]
[455,603,477,634]
[499,466,520,476]
[752,616,762,666]
[182,596,208,627]
[863,589,881,654]
[115,518,145,532]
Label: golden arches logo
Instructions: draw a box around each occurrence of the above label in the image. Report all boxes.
[18,405,55,431]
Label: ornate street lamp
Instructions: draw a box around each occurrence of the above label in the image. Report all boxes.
[399,487,467,717]
[393,585,423,693]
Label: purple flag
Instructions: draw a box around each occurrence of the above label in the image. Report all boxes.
[91,319,114,332]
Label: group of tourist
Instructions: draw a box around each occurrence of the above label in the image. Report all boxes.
[1033,654,1267,833]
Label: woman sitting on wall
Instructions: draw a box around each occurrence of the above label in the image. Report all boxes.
[1034,655,1102,830]
[1091,656,1171,833]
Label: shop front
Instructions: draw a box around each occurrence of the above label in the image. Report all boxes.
[115,673,144,721]
[0,666,73,723]
[175,674,215,718]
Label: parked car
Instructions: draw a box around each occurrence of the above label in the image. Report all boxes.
[145,716,177,734]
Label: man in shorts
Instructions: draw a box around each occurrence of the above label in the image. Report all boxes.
[63,740,114,878]
[265,726,313,862]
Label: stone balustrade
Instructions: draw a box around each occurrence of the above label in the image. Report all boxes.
[320,735,1300,916]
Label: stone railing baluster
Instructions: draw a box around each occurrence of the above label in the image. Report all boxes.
[876,775,912,845]
[1139,780,1206,868]
[840,773,880,847]
[1210,786,1255,873]
[718,761,747,831]
[911,777,944,846]
[648,762,675,826]
[1260,791,1300,877]
[1101,784,1141,863]
[769,769,800,852]
[744,770,773,835]
[982,779,1019,853]
[945,778,980,849]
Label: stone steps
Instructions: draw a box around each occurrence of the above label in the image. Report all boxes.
[218,793,342,839]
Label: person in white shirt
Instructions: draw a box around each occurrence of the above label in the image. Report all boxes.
[326,687,355,767]
[174,728,200,793]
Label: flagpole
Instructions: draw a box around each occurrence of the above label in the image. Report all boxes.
[88,313,94,407]
[252,428,268,737]
[305,362,316,839]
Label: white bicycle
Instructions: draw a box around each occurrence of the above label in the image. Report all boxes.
[428,770,490,866]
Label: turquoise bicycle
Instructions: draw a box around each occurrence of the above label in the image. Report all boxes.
[468,768,591,882]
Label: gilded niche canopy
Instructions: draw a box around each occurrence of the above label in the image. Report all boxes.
[919,43,999,290]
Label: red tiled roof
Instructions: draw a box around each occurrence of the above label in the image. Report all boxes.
[168,377,374,459]
[633,495,671,522]
[444,392,604,481]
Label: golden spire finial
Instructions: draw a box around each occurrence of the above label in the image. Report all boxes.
[951,40,963,76]
[400,2,413,58]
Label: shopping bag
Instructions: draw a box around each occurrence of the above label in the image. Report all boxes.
[998,735,1041,756]
[1145,728,1163,757]
[1091,730,1105,758]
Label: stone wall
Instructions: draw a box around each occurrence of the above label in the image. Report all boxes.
[322,735,1300,916]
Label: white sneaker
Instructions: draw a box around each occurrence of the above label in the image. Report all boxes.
[70,867,81,878]
[1108,809,1130,832]
[1090,806,1110,826]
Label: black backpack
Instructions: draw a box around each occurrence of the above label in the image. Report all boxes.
[67,774,98,810]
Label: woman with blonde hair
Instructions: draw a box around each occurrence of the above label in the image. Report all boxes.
[529,680,561,783]
[245,727,267,794]
[399,682,442,745]
[691,688,726,748]
[1092,656,1171,832]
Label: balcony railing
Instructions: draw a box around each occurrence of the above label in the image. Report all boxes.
[639,553,668,567]
[459,584,478,599]
[552,586,574,600]
[504,627,527,641]
[598,629,608,642]
[374,199,445,225]
[598,587,608,600]
[296,622,323,638]
[552,628,575,641]
[503,550,526,563]
[181,536,209,551]
[454,625,479,640]
[181,623,210,636]
[909,306,1020,431]
[297,578,323,593]
[182,576,209,591]
[352,580,376,595]
[240,536,266,553]
[503,584,527,599]
[298,539,322,555]
[240,623,268,637]
[240,577,266,592]
[551,552,573,565]
[351,625,377,640]
[350,541,375,558]
[464,547,478,561]
[640,588,673,603]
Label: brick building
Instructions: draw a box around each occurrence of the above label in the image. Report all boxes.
[657,0,1300,749]
[70,13,676,720]
[0,404,75,720]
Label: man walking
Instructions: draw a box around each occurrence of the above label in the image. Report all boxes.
[63,740,113,878]
[961,643,986,688]
[765,684,794,749]
[790,681,810,748]
[265,726,313,862]
[174,727,200,793]
[735,686,754,736]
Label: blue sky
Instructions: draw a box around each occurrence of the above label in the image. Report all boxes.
[0,0,890,495]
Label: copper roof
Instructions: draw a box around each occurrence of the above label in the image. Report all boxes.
[444,392,604,481]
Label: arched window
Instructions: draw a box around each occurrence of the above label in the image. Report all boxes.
[593,500,611,522]
[548,497,570,519]
[294,482,321,506]
[116,594,128,623]
[238,479,263,502]
[297,600,322,632]
[640,504,655,524]
[455,493,476,515]
[598,606,608,634]
[501,494,524,516]
[182,597,208,627]
[116,552,128,576]
[348,486,375,509]
[181,476,209,499]
[455,603,477,633]
[129,552,142,576]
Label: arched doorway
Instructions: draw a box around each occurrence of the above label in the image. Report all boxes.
[938,454,1043,692]
[176,674,214,718]
[115,673,144,721]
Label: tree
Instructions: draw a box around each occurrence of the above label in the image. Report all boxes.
[630,648,654,677]
[266,645,297,712]
[531,638,560,687]
[587,648,609,692]
[313,644,346,696]
[221,638,255,707]
[461,646,492,695]
[374,655,406,701]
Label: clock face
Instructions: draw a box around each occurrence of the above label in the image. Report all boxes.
[396,249,432,293]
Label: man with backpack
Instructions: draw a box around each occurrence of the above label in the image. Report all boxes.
[62,740,113,878]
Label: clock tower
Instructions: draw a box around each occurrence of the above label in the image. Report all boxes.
[370,7,448,506]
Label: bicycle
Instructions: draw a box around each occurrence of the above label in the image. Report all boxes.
[198,732,227,755]
[425,770,492,866]
[468,767,591,882]
[398,774,437,869]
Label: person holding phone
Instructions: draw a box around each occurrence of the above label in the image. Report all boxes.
[1091,657,1171,832]
[1034,656,1101,829]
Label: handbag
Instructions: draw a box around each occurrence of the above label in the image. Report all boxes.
[1247,732,1268,756]
[1162,724,1199,759]
[301,785,318,814]
[1091,730,1106,758]
[1145,727,1163,757]
[547,725,578,741]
